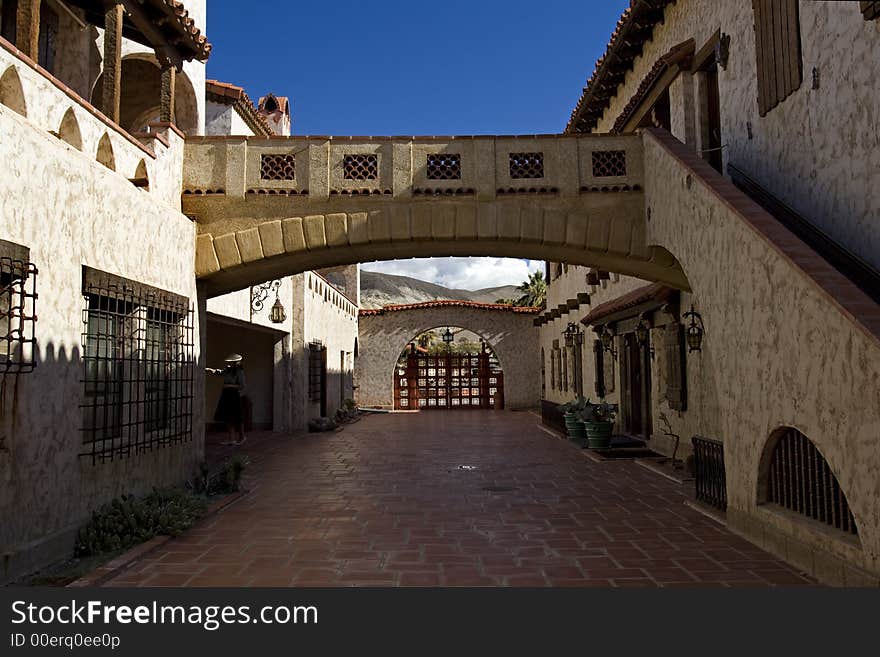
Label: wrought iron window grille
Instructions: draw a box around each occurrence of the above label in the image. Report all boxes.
[766,428,857,535]
[692,435,727,511]
[80,274,194,464]
[0,251,38,375]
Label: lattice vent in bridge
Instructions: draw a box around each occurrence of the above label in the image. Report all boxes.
[426,153,462,180]
[343,154,379,180]
[508,152,544,179]
[260,154,296,181]
[591,150,627,177]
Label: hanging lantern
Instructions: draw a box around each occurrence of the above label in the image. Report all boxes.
[635,319,655,359]
[442,327,455,344]
[682,305,705,352]
[269,293,286,324]
[563,322,582,347]
[599,326,617,358]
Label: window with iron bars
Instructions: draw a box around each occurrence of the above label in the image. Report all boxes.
[308,341,326,402]
[0,239,37,375]
[80,268,194,464]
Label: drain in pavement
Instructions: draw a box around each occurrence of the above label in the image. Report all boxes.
[482,485,517,493]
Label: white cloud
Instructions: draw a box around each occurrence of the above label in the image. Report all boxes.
[361,257,542,290]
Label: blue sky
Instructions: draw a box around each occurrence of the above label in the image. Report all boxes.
[205,0,627,287]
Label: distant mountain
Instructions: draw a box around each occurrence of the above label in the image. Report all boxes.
[359,271,520,309]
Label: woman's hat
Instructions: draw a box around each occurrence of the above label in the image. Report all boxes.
[224,353,243,363]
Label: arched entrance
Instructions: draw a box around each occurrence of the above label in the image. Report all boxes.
[392,328,504,410]
[356,301,540,409]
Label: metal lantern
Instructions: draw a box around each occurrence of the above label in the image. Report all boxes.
[635,319,655,359]
[442,327,455,345]
[269,293,286,324]
[599,326,617,358]
[682,305,705,352]
[563,321,582,347]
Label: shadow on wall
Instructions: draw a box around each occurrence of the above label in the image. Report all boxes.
[0,341,202,584]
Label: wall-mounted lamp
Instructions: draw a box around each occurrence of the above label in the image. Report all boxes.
[563,322,583,348]
[635,319,655,359]
[682,305,705,352]
[251,280,286,323]
[599,326,617,359]
[269,295,287,324]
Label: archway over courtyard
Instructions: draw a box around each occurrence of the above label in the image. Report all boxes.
[184,133,688,297]
[356,301,540,409]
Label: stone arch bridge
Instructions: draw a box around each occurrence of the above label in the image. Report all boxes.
[184,133,685,297]
[355,301,541,410]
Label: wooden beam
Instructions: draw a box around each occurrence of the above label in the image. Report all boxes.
[160,64,176,124]
[101,2,124,123]
[15,0,40,60]
[119,0,183,69]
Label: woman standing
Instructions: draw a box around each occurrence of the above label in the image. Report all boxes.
[208,354,247,445]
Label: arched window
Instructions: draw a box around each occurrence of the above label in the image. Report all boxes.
[96,133,115,171]
[0,65,27,117]
[762,427,857,535]
[57,107,83,150]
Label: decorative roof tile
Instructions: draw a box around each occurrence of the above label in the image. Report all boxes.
[566,0,674,134]
[359,300,542,316]
[580,282,676,325]
[205,80,272,137]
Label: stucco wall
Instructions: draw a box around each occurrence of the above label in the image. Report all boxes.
[0,103,201,582]
[357,306,539,410]
[593,0,880,271]
[643,129,880,583]
[289,273,359,430]
[205,102,256,137]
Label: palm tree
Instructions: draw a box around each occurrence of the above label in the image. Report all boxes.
[515,270,547,308]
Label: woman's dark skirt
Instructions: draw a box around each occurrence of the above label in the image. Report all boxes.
[214,387,243,424]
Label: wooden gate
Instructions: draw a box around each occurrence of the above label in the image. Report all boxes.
[393,349,503,410]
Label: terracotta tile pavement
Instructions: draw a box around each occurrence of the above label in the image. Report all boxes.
[103,411,815,588]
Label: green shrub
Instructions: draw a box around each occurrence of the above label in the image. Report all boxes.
[75,488,208,557]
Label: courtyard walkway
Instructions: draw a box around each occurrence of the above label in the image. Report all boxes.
[105,411,813,587]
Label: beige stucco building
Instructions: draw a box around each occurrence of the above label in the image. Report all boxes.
[539,0,880,585]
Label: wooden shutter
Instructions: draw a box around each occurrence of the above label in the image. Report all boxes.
[752,0,802,116]
[593,340,606,398]
[663,324,687,411]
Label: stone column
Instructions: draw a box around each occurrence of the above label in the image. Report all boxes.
[160,64,176,124]
[101,2,124,123]
[15,0,40,60]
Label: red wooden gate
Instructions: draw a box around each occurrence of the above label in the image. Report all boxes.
[393,349,503,410]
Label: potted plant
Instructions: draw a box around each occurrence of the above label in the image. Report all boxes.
[557,397,588,442]
[577,400,618,449]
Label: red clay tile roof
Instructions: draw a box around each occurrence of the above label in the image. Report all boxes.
[205,80,272,136]
[611,39,694,134]
[580,282,676,325]
[566,0,673,134]
[157,0,211,61]
[359,300,542,316]
[66,0,210,61]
